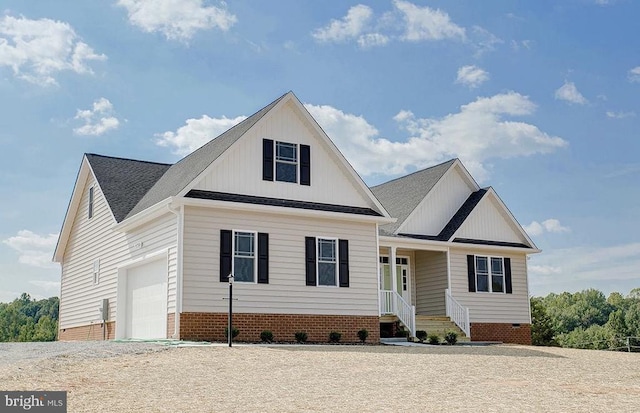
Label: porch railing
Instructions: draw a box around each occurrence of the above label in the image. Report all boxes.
[380,290,416,337]
[445,289,470,338]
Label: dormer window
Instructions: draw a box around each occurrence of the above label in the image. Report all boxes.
[275,142,297,183]
[263,139,310,186]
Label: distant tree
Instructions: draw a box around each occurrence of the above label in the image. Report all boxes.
[0,294,59,342]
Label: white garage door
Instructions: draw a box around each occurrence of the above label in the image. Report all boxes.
[126,259,167,339]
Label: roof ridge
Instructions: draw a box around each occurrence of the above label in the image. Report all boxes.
[371,158,456,189]
[86,153,172,167]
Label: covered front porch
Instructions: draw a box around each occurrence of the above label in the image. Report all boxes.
[378,243,470,340]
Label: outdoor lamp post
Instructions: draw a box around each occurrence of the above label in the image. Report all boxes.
[228,273,234,347]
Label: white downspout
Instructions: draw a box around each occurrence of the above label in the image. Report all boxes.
[167,202,183,339]
[375,224,381,315]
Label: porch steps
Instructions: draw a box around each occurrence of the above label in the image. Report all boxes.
[414,316,470,342]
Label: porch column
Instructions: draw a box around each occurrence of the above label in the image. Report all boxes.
[390,246,397,294]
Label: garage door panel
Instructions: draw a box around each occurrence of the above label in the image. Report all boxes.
[126,259,167,339]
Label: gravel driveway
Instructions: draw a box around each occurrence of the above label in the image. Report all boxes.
[1,342,639,412]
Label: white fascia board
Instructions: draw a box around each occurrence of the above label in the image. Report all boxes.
[175,197,396,224]
[112,197,174,233]
[378,235,541,254]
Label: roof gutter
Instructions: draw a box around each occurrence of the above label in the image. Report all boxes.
[379,235,541,254]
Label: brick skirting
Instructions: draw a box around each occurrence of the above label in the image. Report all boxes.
[59,321,116,341]
[470,322,532,345]
[180,312,380,343]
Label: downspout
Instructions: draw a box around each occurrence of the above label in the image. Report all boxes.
[375,223,381,316]
[167,201,183,339]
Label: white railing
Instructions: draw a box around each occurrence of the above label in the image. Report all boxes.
[445,288,470,338]
[379,290,416,337]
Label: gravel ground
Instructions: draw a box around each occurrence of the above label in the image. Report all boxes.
[1,342,639,412]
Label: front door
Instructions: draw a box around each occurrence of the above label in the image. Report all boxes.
[396,257,410,302]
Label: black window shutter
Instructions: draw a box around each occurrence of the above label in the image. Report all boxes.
[504,257,512,294]
[305,237,316,286]
[263,139,274,181]
[338,239,349,287]
[220,230,232,282]
[467,255,476,292]
[300,144,311,186]
[257,233,269,284]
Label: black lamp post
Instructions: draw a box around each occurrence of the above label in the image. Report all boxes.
[228,273,234,347]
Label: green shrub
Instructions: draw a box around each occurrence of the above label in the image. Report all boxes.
[416,330,428,342]
[444,331,458,345]
[428,334,440,345]
[295,331,308,344]
[224,327,240,339]
[260,330,274,343]
[357,328,369,343]
[329,331,342,343]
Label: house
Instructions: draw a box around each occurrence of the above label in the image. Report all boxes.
[53,92,539,344]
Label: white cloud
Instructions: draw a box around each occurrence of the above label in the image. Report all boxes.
[606,110,636,119]
[529,265,561,276]
[595,0,614,5]
[628,66,640,83]
[470,26,502,57]
[394,0,465,41]
[554,81,588,105]
[306,92,567,181]
[357,33,390,48]
[312,4,373,43]
[117,0,237,41]
[73,98,120,136]
[455,65,489,88]
[524,219,570,236]
[0,15,106,86]
[29,280,60,292]
[155,114,247,155]
[2,230,58,268]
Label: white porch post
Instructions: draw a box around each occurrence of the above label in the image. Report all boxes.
[390,246,397,294]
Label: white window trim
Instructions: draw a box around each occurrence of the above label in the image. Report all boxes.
[474,255,505,294]
[232,229,258,284]
[316,237,338,287]
[275,141,299,184]
[379,254,410,293]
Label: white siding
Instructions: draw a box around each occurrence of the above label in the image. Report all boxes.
[59,174,177,329]
[192,101,374,209]
[449,248,530,324]
[400,167,474,235]
[414,251,448,315]
[182,206,379,316]
[455,195,528,244]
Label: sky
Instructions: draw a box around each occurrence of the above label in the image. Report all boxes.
[0,0,638,303]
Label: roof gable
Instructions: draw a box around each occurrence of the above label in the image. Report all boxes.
[125,92,288,219]
[371,159,456,235]
[451,188,536,248]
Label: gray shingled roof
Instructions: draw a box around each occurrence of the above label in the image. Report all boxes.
[125,92,289,219]
[85,154,171,222]
[370,159,456,235]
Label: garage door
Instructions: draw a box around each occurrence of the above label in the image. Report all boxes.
[125,258,167,339]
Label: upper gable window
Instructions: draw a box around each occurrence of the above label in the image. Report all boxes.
[275,141,298,183]
[263,139,311,186]
[88,186,95,219]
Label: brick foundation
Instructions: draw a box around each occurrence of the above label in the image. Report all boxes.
[180,312,380,343]
[167,313,175,338]
[470,323,532,345]
[59,322,116,341]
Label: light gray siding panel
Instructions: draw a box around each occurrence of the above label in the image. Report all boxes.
[455,196,527,244]
[192,101,375,209]
[449,248,530,324]
[414,251,448,316]
[182,206,379,315]
[59,174,177,329]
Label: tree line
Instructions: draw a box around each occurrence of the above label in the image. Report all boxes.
[0,293,59,342]
[531,288,640,351]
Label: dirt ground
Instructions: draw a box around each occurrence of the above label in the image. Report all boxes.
[1,343,639,412]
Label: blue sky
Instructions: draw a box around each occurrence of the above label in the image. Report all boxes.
[1,0,638,302]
